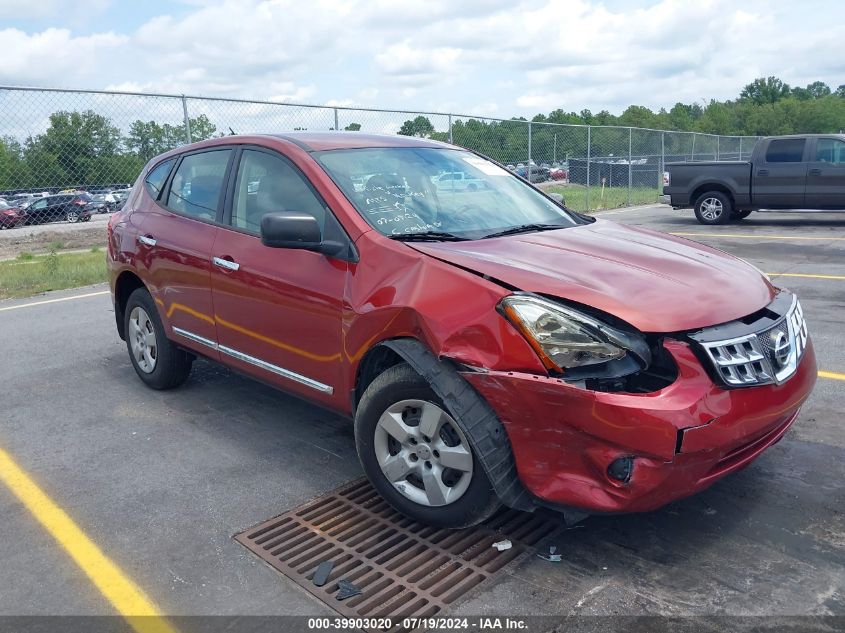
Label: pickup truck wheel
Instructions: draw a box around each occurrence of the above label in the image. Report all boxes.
[355,362,499,528]
[732,210,753,220]
[694,192,732,225]
[124,288,193,389]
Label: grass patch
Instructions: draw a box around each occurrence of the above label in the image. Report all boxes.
[0,250,107,300]
[546,185,660,212]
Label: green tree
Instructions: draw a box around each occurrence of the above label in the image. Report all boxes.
[398,116,435,138]
[344,122,361,131]
[740,76,791,106]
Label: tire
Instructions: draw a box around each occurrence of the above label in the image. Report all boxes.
[693,191,733,225]
[355,362,500,528]
[123,288,193,390]
[65,209,80,223]
[732,209,753,220]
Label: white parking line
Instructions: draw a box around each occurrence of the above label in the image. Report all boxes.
[0,290,109,313]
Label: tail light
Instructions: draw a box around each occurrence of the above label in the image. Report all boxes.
[74,199,87,206]
[663,171,670,186]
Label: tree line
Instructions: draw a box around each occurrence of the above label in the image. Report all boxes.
[1,76,843,191]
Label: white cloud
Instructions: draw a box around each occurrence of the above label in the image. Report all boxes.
[0,0,843,126]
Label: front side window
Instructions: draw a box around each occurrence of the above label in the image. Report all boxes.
[144,158,175,199]
[765,139,806,163]
[231,149,326,233]
[166,150,231,220]
[815,138,845,164]
[316,147,579,239]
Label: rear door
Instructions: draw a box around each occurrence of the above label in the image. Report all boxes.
[753,138,808,208]
[805,137,845,208]
[137,148,234,358]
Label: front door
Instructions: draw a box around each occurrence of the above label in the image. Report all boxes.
[753,137,808,208]
[210,147,349,409]
[805,137,845,209]
[138,148,233,358]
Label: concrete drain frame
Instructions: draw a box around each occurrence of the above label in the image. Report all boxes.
[235,478,564,631]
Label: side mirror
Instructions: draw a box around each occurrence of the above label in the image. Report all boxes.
[260,212,322,249]
[548,192,566,205]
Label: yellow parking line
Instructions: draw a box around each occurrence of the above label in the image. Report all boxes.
[767,272,845,281]
[0,290,109,312]
[819,370,845,381]
[0,447,175,633]
[671,232,845,241]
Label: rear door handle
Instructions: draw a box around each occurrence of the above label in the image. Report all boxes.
[757,169,769,177]
[809,168,822,176]
[138,235,157,247]
[213,256,240,272]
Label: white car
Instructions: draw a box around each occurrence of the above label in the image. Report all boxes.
[433,171,486,192]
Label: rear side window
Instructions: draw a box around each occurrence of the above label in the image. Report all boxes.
[765,139,806,163]
[166,150,232,221]
[815,138,845,165]
[144,158,175,199]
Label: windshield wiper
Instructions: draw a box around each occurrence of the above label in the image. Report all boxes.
[481,223,567,239]
[389,231,469,242]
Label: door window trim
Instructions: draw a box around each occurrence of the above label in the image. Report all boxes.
[763,138,809,164]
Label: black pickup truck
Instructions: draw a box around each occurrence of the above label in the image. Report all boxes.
[663,134,845,224]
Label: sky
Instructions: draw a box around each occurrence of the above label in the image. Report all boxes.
[1,0,844,119]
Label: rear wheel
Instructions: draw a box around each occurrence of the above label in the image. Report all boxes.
[355,363,499,528]
[693,191,733,225]
[65,209,81,223]
[124,288,193,389]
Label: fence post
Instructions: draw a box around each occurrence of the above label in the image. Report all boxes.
[586,125,591,212]
[660,131,665,191]
[739,137,743,160]
[527,121,532,180]
[628,127,634,207]
[334,108,339,131]
[716,136,720,161]
[691,133,696,161]
[181,95,192,144]
[448,114,453,144]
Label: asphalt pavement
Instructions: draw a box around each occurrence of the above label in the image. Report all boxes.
[0,206,842,622]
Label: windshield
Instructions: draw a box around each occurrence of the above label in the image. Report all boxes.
[316,147,579,239]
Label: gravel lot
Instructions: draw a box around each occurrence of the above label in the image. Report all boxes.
[0,206,842,623]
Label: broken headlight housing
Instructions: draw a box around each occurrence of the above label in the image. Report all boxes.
[499,294,651,376]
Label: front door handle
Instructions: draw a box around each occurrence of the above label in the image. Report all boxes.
[213,256,240,272]
[138,234,157,247]
[809,168,822,176]
[757,169,769,177]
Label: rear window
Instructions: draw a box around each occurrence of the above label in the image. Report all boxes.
[765,139,806,163]
[144,158,176,199]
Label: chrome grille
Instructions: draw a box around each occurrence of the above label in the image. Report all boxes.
[699,297,808,387]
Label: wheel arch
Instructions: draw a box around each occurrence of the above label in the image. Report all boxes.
[113,270,148,340]
[691,183,735,207]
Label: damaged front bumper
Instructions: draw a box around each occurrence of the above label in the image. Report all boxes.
[461,338,817,514]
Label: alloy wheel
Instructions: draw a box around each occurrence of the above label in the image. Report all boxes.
[373,399,474,507]
[700,197,723,221]
[128,306,158,373]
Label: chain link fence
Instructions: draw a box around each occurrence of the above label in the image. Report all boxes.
[0,86,760,217]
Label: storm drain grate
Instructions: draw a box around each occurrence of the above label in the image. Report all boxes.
[235,478,563,631]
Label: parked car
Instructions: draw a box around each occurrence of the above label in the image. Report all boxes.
[432,171,487,191]
[24,193,93,224]
[88,192,118,213]
[108,132,816,528]
[550,167,568,181]
[663,134,845,224]
[0,200,26,229]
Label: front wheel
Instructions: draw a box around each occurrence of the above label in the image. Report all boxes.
[693,191,733,225]
[355,363,499,528]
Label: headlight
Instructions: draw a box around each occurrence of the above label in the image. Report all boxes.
[499,294,650,373]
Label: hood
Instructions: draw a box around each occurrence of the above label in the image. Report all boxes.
[407,219,776,332]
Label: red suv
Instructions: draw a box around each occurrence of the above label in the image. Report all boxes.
[108,133,817,527]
